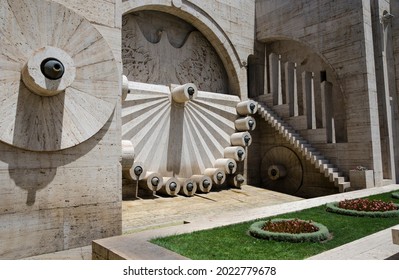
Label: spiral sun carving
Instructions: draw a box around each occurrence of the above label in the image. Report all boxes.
[0,0,118,151]
[122,83,240,179]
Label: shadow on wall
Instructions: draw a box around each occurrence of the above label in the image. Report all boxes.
[1,113,114,206]
[167,102,185,175]
[12,81,65,152]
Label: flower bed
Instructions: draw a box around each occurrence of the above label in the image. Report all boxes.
[326,198,399,218]
[249,218,330,243]
[392,192,399,199]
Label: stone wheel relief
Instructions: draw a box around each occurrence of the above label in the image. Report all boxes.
[0,0,118,151]
[261,146,303,195]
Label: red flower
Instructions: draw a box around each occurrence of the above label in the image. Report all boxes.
[262,219,319,234]
[338,198,397,212]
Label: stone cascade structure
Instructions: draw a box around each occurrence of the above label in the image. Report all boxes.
[252,52,350,193]
[120,6,256,199]
[256,102,350,192]
[3,0,399,260]
[121,80,256,198]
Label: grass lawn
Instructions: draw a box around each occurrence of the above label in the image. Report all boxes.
[151,190,399,260]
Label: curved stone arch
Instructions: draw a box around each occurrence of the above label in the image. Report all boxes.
[261,36,348,143]
[261,35,346,100]
[121,0,243,97]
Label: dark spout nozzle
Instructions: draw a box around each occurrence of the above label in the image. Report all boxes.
[41,58,64,80]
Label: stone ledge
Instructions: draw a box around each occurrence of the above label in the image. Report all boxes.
[92,235,188,260]
[392,225,399,245]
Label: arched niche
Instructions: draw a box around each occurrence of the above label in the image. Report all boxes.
[250,39,348,143]
[122,10,229,93]
[121,0,244,97]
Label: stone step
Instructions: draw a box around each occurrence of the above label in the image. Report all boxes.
[325,167,339,177]
[338,182,351,192]
[256,102,349,193]
[334,176,346,186]
[329,171,342,183]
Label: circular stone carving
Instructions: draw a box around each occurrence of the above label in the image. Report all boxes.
[392,192,399,199]
[267,164,287,180]
[261,146,303,195]
[21,46,75,96]
[0,0,118,151]
[249,219,330,243]
[326,202,399,218]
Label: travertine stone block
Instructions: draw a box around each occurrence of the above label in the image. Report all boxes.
[392,226,399,245]
[349,170,375,189]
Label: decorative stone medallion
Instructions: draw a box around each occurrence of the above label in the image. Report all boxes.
[0,0,118,151]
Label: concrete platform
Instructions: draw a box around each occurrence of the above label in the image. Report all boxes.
[308,226,399,260]
[25,184,399,260]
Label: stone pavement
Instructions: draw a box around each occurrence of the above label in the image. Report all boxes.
[24,185,399,260]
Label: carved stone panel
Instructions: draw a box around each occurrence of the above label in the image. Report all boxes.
[122,11,229,93]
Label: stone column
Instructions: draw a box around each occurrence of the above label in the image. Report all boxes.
[264,45,269,94]
[285,61,298,117]
[269,53,282,105]
[302,71,316,129]
[379,12,396,181]
[321,81,335,143]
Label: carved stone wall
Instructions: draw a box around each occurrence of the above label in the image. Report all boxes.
[122,11,229,93]
[121,0,256,98]
[0,0,121,259]
[256,0,385,186]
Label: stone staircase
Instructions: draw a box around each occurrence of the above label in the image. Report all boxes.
[257,101,351,192]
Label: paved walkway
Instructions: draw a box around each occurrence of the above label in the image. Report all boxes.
[25,184,399,260]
